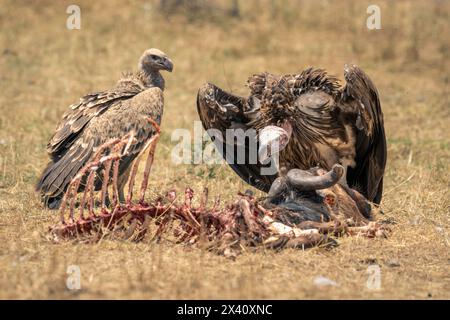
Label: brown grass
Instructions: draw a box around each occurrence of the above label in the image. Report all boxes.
[0,0,449,299]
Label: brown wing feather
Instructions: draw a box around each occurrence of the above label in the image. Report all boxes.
[37,86,163,207]
[247,73,280,100]
[197,83,276,192]
[47,88,140,159]
[340,64,387,203]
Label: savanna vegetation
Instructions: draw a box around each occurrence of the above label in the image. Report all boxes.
[0,0,449,299]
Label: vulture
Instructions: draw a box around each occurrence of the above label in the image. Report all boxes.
[197,65,387,204]
[36,48,173,209]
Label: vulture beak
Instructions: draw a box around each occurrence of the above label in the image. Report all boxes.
[162,57,174,72]
[258,122,292,163]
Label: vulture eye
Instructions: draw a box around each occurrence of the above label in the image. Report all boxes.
[150,54,160,61]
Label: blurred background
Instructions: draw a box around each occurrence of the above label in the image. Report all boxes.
[0,0,449,299]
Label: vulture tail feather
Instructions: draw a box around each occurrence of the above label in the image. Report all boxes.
[36,146,92,209]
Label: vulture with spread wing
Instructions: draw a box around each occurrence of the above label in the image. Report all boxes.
[36,48,173,209]
[197,65,386,204]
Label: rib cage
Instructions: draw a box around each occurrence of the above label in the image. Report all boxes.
[49,118,389,257]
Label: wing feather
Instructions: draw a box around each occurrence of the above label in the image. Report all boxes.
[340,64,387,203]
[37,80,162,207]
[47,84,142,158]
[197,83,276,192]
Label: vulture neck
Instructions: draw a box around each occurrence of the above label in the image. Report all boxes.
[143,69,165,91]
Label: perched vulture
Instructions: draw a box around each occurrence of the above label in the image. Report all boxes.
[197,65,387,204]
[36,48,173,209]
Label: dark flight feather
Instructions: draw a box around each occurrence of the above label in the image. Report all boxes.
[37,64,169,209]
[197,65,387,203]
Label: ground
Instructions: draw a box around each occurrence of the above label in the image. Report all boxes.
[0,0,449,299]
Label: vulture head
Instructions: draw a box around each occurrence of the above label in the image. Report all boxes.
[258,124,292,163]
[138,48,174,73]
[254,78,295,163]
[197,66,386,204]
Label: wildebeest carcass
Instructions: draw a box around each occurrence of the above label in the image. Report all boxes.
[48,119,389,257]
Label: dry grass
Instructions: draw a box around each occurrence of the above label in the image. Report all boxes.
[0,0,449,299]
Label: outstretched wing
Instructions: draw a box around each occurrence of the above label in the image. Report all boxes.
[197,83,276,192]
[340,64,387,203]
[47,82,143,160]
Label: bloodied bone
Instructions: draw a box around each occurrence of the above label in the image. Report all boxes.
[48,120,390,257]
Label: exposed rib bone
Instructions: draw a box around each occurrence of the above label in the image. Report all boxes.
[139,118,161,203]
[48,118,389,256]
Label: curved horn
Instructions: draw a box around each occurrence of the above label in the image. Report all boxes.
[286,164,345,191]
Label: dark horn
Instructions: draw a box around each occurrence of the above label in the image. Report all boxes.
[286,164,344,191]
[264,176,289,204]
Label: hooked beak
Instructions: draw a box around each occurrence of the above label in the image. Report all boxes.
[258,122,292,163]
[162,57,173,72]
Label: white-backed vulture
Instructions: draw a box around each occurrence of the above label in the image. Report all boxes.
[36,48,173,209]
[197,65,387,204]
